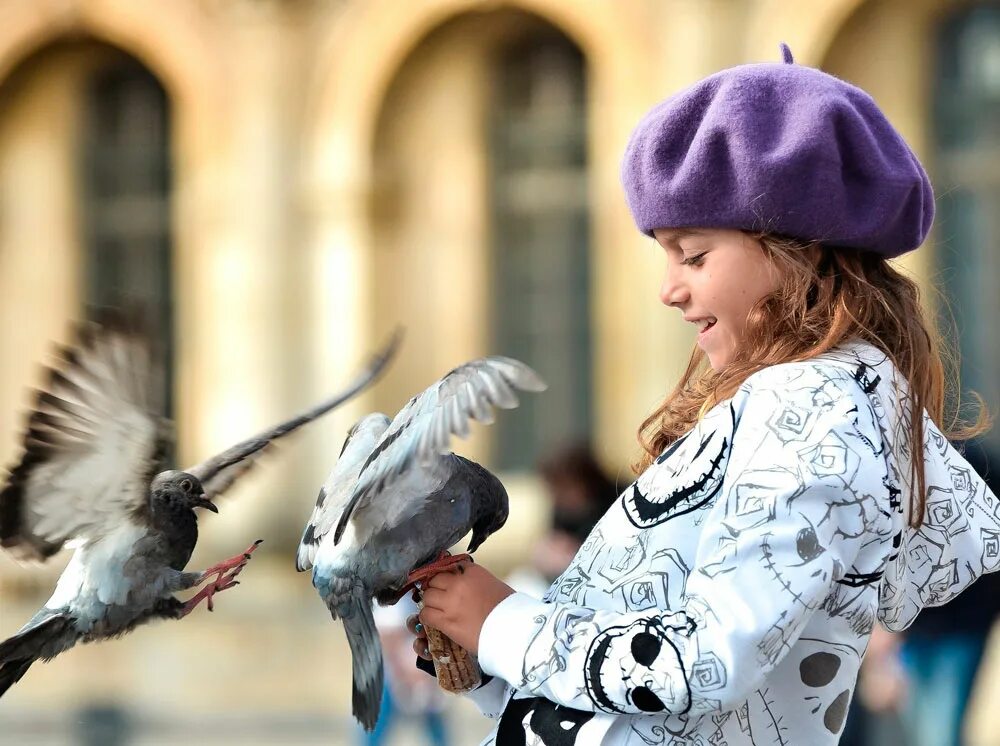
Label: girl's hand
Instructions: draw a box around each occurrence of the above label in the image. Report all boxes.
[418,562,514,655]
[406,612,431,660]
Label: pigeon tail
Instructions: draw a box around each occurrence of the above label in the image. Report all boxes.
[0,614,74,698]
[0,658,32,698]
[328,580,383,731]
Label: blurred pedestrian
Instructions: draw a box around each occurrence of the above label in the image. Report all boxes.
[840,625,907,746]
[507,442,619,597]
[898,439,1000,746]
[362,596,449,746]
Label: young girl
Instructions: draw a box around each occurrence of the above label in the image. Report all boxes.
[411,46,1000,745]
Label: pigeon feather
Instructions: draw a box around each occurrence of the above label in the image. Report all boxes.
[0,320,166,561]
[331,357,545,545]
[189,328,402,500]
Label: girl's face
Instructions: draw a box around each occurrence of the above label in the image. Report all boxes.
[653,228,780,370]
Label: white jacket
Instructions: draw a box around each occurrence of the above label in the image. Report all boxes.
[470,340,1000,745]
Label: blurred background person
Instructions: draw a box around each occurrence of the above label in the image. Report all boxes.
[362,597,450,746]
[840,625,908,746]
[899,439,1000,746]
[507,442,619,597]
[842,439,1000,746]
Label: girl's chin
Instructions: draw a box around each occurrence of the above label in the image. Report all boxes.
[704,347,733,371]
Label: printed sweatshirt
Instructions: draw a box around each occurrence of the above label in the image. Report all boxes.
[469,340,1000,745]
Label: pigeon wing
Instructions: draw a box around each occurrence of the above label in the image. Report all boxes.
[0,321,166,561]
[331,356,545,545]
[188,330,401,501]
[295,414,391,572]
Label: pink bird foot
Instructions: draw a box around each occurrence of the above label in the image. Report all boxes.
[391,551,474,603]
[180,539,263,617]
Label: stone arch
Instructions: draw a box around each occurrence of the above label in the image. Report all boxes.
[0,0,230,464]
[744,0,871,66]
[304,0,649,189]
[0,1,227,160]
[302,0,659,468]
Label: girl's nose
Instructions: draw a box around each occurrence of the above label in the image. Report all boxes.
[659,267,689,307]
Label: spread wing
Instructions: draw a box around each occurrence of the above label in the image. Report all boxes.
[187,329,401,501]
[0,320,167,561]
[295,413,391,572]
[331,356,546,545]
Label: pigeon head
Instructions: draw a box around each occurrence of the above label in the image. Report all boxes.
[150,470,217,514]
[485,496,509,535]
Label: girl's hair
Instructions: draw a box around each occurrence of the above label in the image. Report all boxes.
[634,233,990,527]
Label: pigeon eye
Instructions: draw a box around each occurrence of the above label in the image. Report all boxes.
[180,479,193,492]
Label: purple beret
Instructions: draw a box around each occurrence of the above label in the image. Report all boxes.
[621,46,934,257]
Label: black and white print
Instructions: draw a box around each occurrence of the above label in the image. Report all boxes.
[471,340,1000,745]
[624,402,735,530]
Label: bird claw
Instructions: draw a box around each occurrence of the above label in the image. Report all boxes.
[392,551,474,603]
[199,539,263,581]
[180,540,261,618]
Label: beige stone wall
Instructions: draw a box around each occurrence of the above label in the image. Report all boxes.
[0,45,86,474]
[1,0,998,741]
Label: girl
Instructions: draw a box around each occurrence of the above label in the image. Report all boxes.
[411,46,1000,745]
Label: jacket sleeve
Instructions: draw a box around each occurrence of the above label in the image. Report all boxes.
[465,676,510,719]
[477,365,892,729]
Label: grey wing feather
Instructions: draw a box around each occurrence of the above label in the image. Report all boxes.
[295,414,390,572]
[194,460,254,502]
[0,321,166,561]
[331,356,545,545]
[188,329,401,501]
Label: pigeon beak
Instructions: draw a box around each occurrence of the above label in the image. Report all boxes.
[193,496,219,513]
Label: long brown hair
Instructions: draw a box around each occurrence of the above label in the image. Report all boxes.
[634,233,990,527]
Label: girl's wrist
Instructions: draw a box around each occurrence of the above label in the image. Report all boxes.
[477,592,550,682]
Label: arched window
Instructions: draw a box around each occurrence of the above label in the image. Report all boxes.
[935,5,1000,451]
[81,56,173,417]
[490,32,590,469]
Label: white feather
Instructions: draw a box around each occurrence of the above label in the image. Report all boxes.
[45,522,148,621]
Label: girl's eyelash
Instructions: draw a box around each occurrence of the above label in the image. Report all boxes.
[681,252,707,266]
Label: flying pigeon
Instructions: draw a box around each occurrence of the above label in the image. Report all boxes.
[0,319,400,698]
[295,356,546,730]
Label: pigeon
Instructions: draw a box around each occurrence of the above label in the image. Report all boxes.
[295,356,546,731]
[0,318,400,698]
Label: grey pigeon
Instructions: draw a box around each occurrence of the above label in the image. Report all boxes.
[295,356,546,730]
[0,319,400,698]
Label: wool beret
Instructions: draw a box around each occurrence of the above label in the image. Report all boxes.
[621,45,934,257]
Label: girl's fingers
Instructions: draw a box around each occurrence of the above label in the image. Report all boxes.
[420,587,447,610]
[412,636,432,660]
[425,571,456,590]
[419,605,446,631]
[406,612,429,646]
[425,562,474,591]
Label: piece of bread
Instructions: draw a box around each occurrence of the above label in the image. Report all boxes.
[425,624,481,693]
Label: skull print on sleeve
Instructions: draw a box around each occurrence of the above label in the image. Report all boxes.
[477,364,894,735]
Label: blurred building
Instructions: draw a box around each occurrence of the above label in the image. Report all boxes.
[1,0,999,743]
